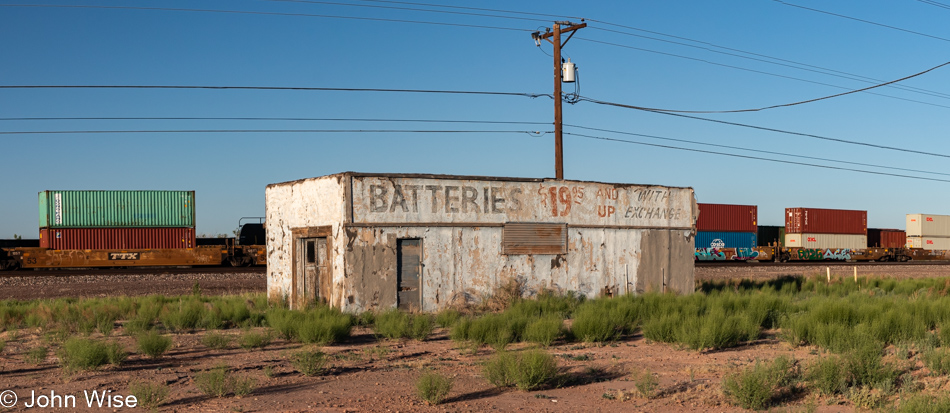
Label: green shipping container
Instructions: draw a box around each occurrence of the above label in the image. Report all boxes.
[39,190,195,228]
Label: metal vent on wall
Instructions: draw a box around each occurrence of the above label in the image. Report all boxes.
[502,223,567,255]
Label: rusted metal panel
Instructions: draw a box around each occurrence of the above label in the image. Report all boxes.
[906,214,950,237]
[350,176,694,229]
[502,223,567,255]
[397,239,422,310]
[785,233,867,249]
[867,228,905,248]
[907,236,950,250]
[696,203,757,232]
[39,227,196,250]
[17,246,224,268]
[785,208,866,235]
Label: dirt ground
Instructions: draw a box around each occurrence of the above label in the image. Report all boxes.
[2,264,950,412]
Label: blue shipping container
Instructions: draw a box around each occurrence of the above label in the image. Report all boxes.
[695,231,757,249]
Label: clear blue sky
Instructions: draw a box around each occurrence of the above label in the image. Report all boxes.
[2,0,949,237]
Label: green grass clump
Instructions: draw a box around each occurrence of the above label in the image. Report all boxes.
[26,346,48,365]
[106,341,128,366]
[373,310,435,341]
[435,309,461,328]
[844,340,899,389]
[483,349,559,391]
[137,331,173,359]
[194,365,257,398]
[806,355,847,396]
[238,330,273,350]
[633,369,659,399]
[202,331,232,350]
[523,316,564,346]
[129,381,169,409]
[161,299,205,332]
[722,356,797,410]
[289,349,330,376]
[891,394,950,413]
[416,371,453,405]
[922,347,950,375]
[59,338,111,372]
[570,297,639,343]
[267,306,353,344]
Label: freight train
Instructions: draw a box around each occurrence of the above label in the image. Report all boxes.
[0,190,266,270]
[695,204,950,262]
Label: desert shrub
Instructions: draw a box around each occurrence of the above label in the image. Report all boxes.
[296,314,351,344]
[483,349,558,391]
[435,309,461,328]
[290,349,329,376]
[844,340,899,389]
[265,308,297,340]
[523,316,563,346]
[96,312,116,336]
[129,381,169,409]
[570,298,639,343]
[922,347,950,375]
[892,394,950,413]
[25,345,48,365]
[633,369,659,399]
[848,386,886,410]
[202,331,232,349]
[194,366,230,397]
[105,341,128,365]
[642,313,681,343]
[239,330,273,349]
[59,338,110,372]
[161,299,205,331]
[374,310,435,341]
[195,365,256,398]
[137,331,173,359]
[806,355,847,395]
[722,356,797,410]
[355,310,376,327]
[677,309,760,351]
[416,371,453,405]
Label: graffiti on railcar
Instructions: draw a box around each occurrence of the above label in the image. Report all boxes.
[795,249,853,260]
[734,248,760,260]
[695,248,726,261]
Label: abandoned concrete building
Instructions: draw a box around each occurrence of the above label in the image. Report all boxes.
[265,172,698,312]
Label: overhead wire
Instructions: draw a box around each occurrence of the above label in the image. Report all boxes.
[0,116,549,125]
[564,124,950,177]
[0,129,551,135]
[0,85,550,99]
[917,0,950,10]
[572,60,950,113]
[581,100,950,159]
[772,0,950,43]
[0,4,532,32]
[575,38,950,110]
[564,131,950,184]
[258,0,552,23]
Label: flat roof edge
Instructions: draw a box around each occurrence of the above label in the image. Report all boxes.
[266,172,694,190]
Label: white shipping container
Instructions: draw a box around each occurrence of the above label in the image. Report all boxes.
[785,233,867,249]
[906,214,950,237]
[906,236,950,250]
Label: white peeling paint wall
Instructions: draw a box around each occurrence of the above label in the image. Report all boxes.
[265,175,346,304]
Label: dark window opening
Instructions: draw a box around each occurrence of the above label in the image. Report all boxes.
[306,240,316,263]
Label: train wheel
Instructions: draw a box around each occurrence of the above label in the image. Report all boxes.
[229,257,251,267]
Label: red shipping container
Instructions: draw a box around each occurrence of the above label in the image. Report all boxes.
[696,203,757,232]
[785,207,866,235]
[39,228,196,250]
[877,229,906,248]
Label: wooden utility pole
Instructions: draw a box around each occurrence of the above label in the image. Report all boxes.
[538,21,585,180]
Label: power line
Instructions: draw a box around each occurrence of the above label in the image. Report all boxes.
[0,85,550,99]
[0,4,531,32]
[0,129,551,135]
[564,124,950,177]
[585,25,950,102]
[613,105,950,159]
[564,131,950,184]
[575,37,950,110]
[259,0,552,23]
[573,60,950,113]
[917,0,950,10]
[0,116,549,125]
[348,0,583,20]
[773,1,950,43]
